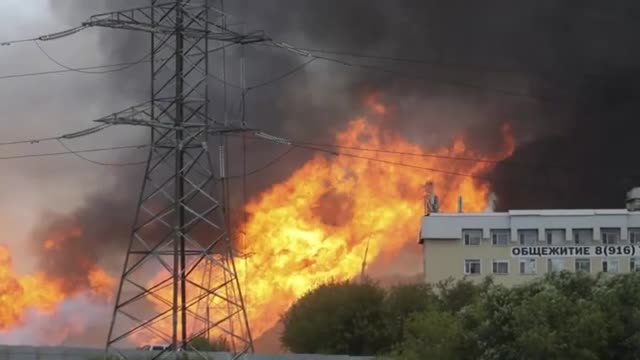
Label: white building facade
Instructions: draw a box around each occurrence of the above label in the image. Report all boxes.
[419,209,640,286]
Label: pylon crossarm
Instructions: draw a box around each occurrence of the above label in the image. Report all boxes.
[84,8,252,42]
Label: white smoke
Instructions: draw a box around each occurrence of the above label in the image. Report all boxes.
[0,294,110,347]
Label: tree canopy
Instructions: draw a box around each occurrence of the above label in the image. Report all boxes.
[280,272,640,359]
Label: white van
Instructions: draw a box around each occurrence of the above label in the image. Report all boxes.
[139,344,170,351]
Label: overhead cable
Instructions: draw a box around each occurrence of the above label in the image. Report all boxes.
[292,142,488,180]
[1,25,88,46]
[260,44,593,80]
[34,41,152,75]
[225,147,297,179]
[0,42,237,81]
[246,58,316,91]
[267,40,576,105]
[0,124,112,146]
[0,144,147,161]
[56,139,147,166]
[286,140,503,164]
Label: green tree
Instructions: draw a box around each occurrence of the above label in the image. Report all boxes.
[435,277,490,313]
[394,273,616,359]
[594,273,640,359]
[384,283,437,345]
[394,309,465,360]
[280,279,391,355]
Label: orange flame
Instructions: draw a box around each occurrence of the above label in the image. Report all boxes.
[0,245,64,330]
[1,99,514,347]
[0,226,115,332]
[139,101,515,344]
[237,113,512,337]
[9,100,511,346]
[88,267,115,299]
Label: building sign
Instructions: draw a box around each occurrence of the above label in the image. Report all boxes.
[511,245,640,258]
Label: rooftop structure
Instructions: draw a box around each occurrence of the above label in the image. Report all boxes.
[419,188,640,286]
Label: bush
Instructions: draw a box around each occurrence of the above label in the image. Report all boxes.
[281,279,391,355]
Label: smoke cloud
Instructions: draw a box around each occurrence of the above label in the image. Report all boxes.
[13,0,640,346]
[38,0,640,293]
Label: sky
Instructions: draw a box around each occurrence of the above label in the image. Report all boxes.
[0,1,148,270]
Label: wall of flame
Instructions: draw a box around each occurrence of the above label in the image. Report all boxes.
[0,100,514,346]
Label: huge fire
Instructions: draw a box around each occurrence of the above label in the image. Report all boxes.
[0,99,514,347]
[143,100,515,343]
[237,104,514,337]
[0,245,64,330]
[0,227,114,332]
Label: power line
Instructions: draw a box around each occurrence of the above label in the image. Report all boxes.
[0,61,148,81]
[226,146,297,179]
[287,140,504,164]
[34,41,152,75]
[262,44,593,81]
[0,144,147,161]
[0,124,112,147]
[314,53,575,104]
[0,43,238,81]
[233,131,506,166]
[268,41,577,105]
[56,139,147,166]
[246,58,316,91]
[231,131,488,179]
[0,25,88,46]
[243,133,640,178]
[291,143,489,180]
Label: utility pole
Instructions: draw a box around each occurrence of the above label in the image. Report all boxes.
[82,1,265,359]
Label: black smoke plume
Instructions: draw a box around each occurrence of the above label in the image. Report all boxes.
[37,0,640,309]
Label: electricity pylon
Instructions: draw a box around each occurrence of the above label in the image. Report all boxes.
[82,1,265,358]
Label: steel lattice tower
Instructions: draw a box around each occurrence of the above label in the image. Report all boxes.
[82,1,263,358]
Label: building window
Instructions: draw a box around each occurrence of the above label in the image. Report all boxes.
[631,258,640,272]
[630,228,640,244]
[492,260,509,275]
[545,229,566,245]
[462,229,482,246]
[575,259,591,273]
[602,228,621,245]
[464,259,481,275]
[602,259,620,273]
[491,229,510,246]
[518,229,538,246]
[573,229,593,245]
[520,258,537,275]
[547,258,563,273]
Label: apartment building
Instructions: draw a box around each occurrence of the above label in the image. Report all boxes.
[419,189,640,285]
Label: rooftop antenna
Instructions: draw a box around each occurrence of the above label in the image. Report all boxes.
[485,192,498,212]
[458,196,463,213]
[424,181,439,214]
[627,188,640,211]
